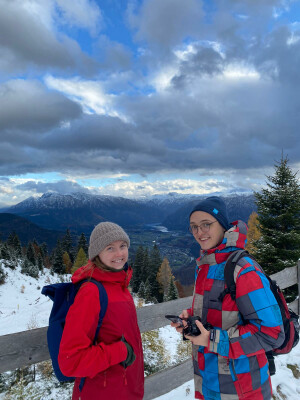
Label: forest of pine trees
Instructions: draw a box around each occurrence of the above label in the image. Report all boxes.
[0,229,89,283]
[131,244,179,303]
[0,230,179,302]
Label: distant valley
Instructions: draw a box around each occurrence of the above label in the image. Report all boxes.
[0,192,257,285]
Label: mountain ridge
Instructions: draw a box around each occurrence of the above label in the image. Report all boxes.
[0,191,257,240]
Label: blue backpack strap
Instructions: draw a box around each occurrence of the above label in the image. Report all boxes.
[78,279,108,392]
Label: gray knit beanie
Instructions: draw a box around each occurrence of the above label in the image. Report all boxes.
[88,222,130,260]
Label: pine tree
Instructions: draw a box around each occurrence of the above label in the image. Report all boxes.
[142,247,150,282]
[37,254,44,271]
[7,232,16,248]
[76,233,88,256]
[137,281,145,299]
[0,243,11,260]
[131,246,145,293]
[13,234,22,257]
[245,212,261,254]
[157,258,174,300]
[71,248,87,274]
[254,155,300,275]
[144,278,153,303]
[0,371,9,392]
[26,242,36,265]
[21,259,39,278]
[0,265,6,285]
[62,229,74,261]
[40,243,48,259]
[51,240,65,274]
[149,243,163,302]
[166,278,179,301]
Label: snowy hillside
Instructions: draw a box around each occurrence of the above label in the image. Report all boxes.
[0,263,62,336]
[0,261,300,399]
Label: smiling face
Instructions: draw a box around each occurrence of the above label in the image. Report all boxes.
[189,211,225,250]
[98,240,129,270]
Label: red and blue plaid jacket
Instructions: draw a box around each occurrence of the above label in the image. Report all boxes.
[189,220,284,400]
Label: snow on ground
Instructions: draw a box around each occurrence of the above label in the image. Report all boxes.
[1,261,300,399]
[154,379,194,399]
[0,262,67,335]
[158,324,183,358]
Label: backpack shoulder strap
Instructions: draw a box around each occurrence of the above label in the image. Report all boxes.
[76,279,108,392]
[219,250,250,301]
[89,279,108,343]
[76,278,108,344]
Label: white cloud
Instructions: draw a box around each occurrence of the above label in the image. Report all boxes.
[150,66,178,92]
[21,0,102,35]
[223,63,260,80]
[21,0,55,30]
[287,32,300,46]
[94,178,230,198]
[0,178,39,206]
[174,40,225,61]
[56,0,103,35]
[45,75,127,120]
[150,41,259,93]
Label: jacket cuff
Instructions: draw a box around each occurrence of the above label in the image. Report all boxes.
[105,341,128,366]
[208,329,229,357]
[208,328,218,353]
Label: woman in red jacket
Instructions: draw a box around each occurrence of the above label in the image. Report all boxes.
[58,222,144,400]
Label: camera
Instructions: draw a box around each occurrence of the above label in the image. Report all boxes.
[183,316,213,336]
[183,316,201,336]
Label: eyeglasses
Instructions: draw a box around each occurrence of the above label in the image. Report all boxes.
[189,221,217,234]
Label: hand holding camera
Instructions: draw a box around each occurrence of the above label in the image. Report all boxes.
[166,312,213,347]
[165,309,189,333]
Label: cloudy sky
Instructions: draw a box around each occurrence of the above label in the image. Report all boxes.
[1,0,300,207]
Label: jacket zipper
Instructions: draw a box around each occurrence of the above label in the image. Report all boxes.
[123,368,128,385]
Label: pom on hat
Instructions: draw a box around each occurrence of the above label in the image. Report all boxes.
[189,196,230,231]
[88,222,130,260]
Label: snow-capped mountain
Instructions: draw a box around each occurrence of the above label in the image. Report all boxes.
[4,192,166,232]
[1,192,257,235]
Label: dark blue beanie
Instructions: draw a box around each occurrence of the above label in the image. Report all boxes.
[189,196,230,230]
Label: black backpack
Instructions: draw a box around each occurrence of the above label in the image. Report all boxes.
[220,250,300,376]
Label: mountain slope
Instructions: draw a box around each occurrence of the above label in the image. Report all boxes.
[0,213,63,248]
[162,194,256,231]
[3,192,161,232]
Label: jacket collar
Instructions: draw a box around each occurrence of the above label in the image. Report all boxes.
[71,261,132,287]
[199,219,248,259]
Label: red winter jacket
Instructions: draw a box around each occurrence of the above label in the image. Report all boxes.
[58,262,144,400]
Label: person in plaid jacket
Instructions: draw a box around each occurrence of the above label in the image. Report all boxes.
[171,196,284,400]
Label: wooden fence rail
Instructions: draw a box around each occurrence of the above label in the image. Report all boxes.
[1,261,299,399]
